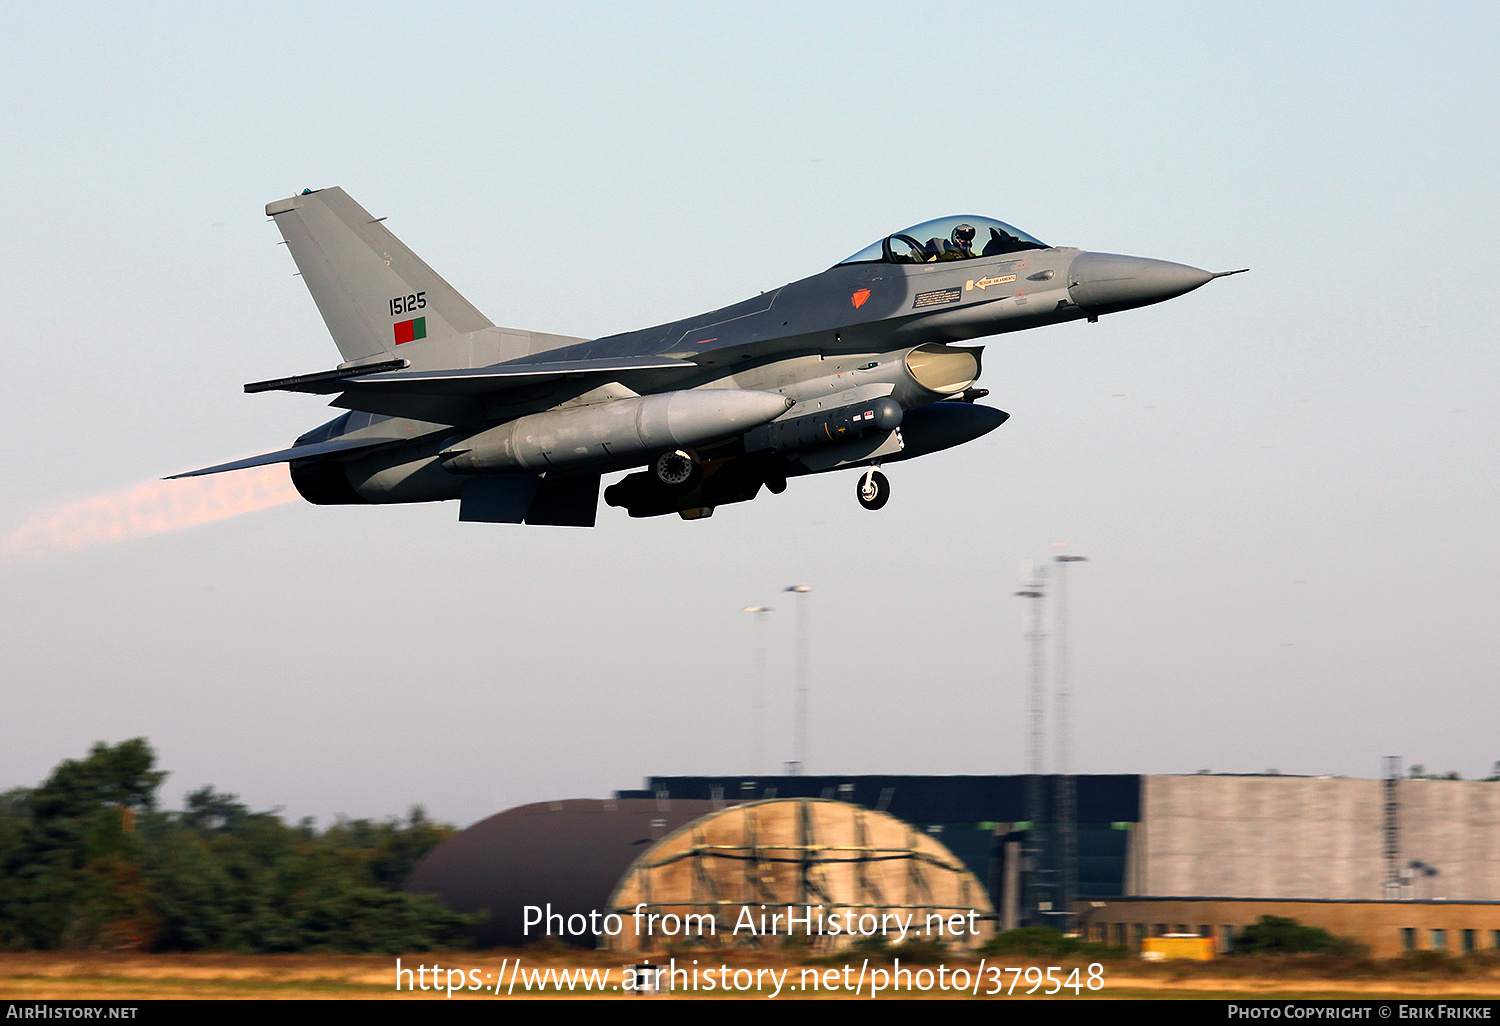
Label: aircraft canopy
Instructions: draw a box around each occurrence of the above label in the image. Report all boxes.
[837,216,1047,266]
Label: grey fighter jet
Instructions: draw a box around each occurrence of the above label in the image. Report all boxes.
[173,189,1242,526]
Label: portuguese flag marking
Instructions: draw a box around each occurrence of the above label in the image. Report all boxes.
[393,317,427,345]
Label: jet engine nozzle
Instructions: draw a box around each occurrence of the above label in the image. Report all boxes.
[1067,252,1215,316]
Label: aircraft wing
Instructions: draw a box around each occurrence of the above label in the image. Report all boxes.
[246,355,697,396]
[165,435,397,479]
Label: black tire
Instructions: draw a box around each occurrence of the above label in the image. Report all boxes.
[856,469,890,510]
[653,449,701,491]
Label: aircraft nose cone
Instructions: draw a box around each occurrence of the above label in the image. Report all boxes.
[1068,252,1214,314]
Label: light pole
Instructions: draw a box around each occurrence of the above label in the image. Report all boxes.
[1015,570,1048,925]
[1053,553,1088,933]
[784,584,811,775]
[742,606,773,775]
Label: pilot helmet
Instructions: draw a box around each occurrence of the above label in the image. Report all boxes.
[951,223,976,247]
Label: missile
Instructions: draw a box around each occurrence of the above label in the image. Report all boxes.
[441,389,795,474]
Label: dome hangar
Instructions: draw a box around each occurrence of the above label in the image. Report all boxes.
[602,797,996,953]
[404,772,1500,957]
[405,774,1136,950]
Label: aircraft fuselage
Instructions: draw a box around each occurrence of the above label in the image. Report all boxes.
[174,193,1237,525]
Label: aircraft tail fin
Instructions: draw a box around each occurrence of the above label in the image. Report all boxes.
[266,187,493,364]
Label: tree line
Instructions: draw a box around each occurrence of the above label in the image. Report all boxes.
[0,739,473,952]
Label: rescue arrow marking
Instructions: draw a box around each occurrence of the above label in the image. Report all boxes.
[969,274,1017,291]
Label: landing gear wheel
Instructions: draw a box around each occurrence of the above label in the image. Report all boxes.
[857,469,890,510]
[653,449,700,490]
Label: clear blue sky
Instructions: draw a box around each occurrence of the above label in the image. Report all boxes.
[2,2,1497,825]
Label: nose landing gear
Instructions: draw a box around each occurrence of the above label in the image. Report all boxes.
[857,468,890,510]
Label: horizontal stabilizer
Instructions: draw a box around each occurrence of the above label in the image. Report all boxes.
[244,358,407,394]
[165,435,393,479]
[260,355,696,395]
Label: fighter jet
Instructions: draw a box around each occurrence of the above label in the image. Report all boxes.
[173,188,1242,525]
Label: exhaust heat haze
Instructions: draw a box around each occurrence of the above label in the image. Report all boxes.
[1,466,299,559]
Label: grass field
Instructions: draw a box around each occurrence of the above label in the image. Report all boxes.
[4,950,1500,1000]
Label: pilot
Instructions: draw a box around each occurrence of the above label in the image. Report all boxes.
[945,223,977,259]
